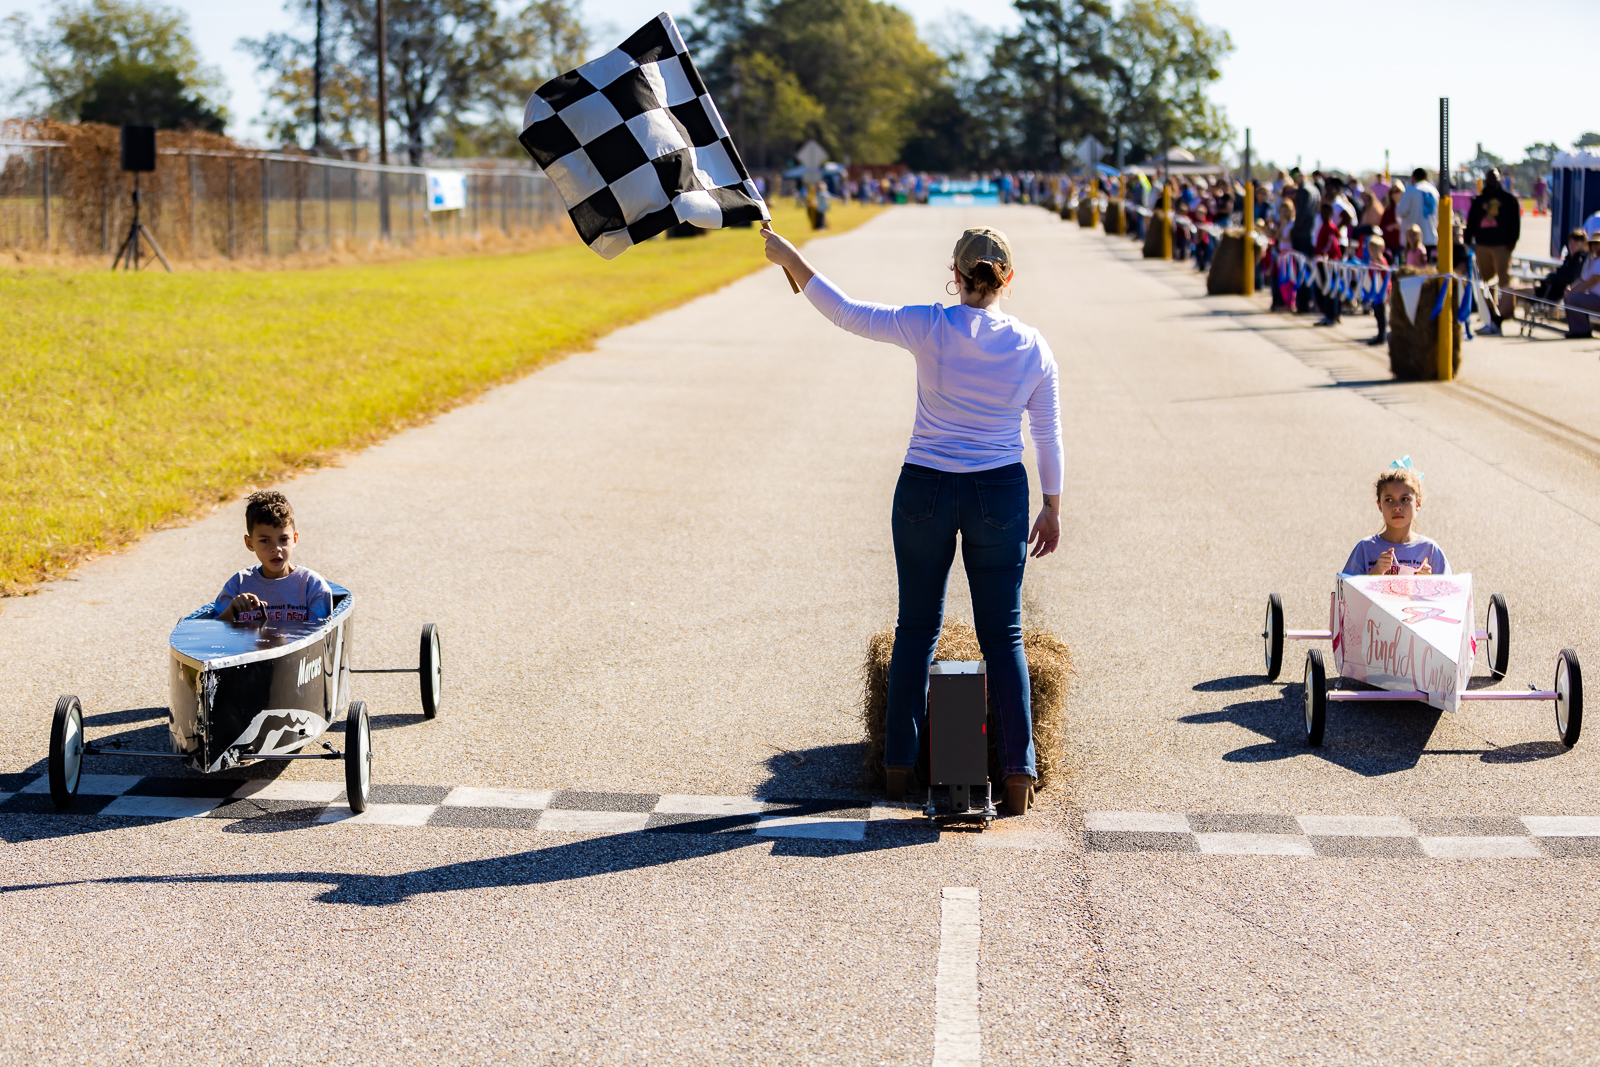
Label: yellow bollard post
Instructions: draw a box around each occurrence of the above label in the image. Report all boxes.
[1436,195,1453,381]
[1160,181,1172,260]
[1242,179,1255,296]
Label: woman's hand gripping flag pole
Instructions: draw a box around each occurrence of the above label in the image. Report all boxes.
[763,221,802,294]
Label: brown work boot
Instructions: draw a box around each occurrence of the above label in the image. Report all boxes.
[1003,774,1035,815]
[885,767,920,802]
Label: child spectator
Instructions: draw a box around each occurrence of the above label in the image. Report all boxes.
[1403,224,1428,267]
[215,491,334,625]
[1343,461,1450,576]
[1274,199,1297,311]
[1313,202,1346,326]
[1365,235,1390,347]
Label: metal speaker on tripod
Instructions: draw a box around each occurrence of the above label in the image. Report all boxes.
[112,124,172,272]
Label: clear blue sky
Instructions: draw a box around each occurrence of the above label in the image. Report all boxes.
[3,0,1596,173]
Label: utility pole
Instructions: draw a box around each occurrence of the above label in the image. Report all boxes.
[376,0,390,239]
[1436,97,1452,381]
[1241,127,1254,295]
[313,0,324,147]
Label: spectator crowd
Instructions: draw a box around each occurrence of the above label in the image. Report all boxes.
[1068,164,1600,342]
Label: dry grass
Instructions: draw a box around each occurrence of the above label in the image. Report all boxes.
[1143,212,1168,258]
[1388,268,1463,380]
[1206,230,1247,295]
[1101,202,1125,234]
[859,624,1072,792]
[0,200,882,593]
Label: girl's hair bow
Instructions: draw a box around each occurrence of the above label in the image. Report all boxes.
[1390,455,1424,478]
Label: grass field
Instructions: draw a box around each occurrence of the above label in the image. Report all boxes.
[0,201,883,593]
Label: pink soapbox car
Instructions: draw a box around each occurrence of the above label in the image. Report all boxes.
[1263,574,1581,748]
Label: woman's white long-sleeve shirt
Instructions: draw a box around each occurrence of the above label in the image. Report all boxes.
[804,274,1064,494]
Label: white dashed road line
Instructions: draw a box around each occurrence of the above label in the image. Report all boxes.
[933,886,982,1067]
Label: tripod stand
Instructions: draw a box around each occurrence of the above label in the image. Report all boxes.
[111,173,172,272]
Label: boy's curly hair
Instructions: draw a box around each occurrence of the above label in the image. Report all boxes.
[1373,468,1424,505]
[244,490,296,532]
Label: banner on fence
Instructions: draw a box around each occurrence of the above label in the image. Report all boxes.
[427,170,467,212]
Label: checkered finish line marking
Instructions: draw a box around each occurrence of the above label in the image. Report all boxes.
[1084,812,1600,858]
[518,12,768,259]
[0,774,891,841]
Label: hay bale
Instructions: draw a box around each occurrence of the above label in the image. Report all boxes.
[859,624,1072,793]
[1387,268,1462,380]
[1142,211,1169,258]
[1206,229,1249,294]
[1075,198,1094,227]
[1101,202,1124,234]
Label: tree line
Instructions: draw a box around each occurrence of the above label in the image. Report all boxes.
[4,0,1235,170]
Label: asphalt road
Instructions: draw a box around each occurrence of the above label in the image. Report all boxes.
[4,205,1600,1065]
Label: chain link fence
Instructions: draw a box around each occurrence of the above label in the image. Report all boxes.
[1,124,565,261]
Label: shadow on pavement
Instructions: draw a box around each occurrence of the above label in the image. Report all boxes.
[2,698,438,844]
[1,743,926,892]
[1,822,913,906]
[1190,676,1262,693]
[1480,741,1568,763]
[757,742,876,800]
[1183,681,1444,776]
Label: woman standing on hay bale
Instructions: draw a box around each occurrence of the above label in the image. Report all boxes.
[761,225,1062,815]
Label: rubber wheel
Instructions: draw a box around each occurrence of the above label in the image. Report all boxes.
[1556,649,1583,748]
[48,695,85,809]
[419,623,442,719]
[1264,594,1285,682]
[1303,649,1327,747]
[344,700,373,813]
[1486,593,1510,680]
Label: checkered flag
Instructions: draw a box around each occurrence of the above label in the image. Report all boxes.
[518,13,771,259]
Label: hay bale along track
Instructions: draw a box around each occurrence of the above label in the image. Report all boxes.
[1142,212,1170,258]
[860,625,1072,792]
[1077,198,1096,228]
[1205,230,1250,295]
[1101,202,1124,234]
[1388,268,1462,380]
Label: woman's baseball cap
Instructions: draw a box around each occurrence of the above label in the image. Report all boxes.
[954,227,1013,276]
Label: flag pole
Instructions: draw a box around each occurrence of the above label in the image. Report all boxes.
[718,125,799,294]
[762,221,802,294]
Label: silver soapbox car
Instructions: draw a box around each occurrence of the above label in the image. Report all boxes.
[47,582,442,812]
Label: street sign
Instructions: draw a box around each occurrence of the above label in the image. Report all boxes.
[1074,135,1105,166]
[796,140,828,186]
[796,140,828,171]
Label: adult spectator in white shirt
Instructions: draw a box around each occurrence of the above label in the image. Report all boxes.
[1398,168,1440,259]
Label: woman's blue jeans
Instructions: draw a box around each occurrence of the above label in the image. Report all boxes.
[885,462,1036,780]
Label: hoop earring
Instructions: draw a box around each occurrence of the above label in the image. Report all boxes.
[946,280,960,296]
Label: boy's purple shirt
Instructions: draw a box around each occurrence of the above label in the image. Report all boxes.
[215,565,333,623]
[1341,534,1450,577]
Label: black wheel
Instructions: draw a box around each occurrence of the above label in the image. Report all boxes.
[1556,649,1583,748]
[1303,649,1327,747]
[48,695,85,808]
[1485,594,1510,680]
[419,623,442,719]
[1264,594,1285,681]
[344,701,373,813]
